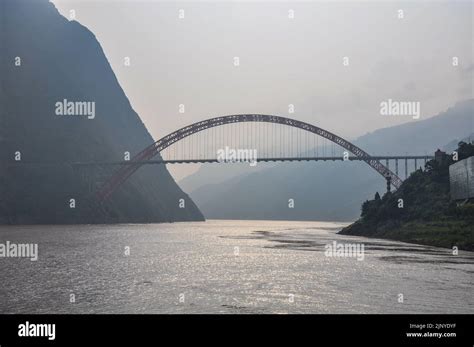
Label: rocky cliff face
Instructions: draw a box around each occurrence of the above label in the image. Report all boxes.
[0,0,204,223]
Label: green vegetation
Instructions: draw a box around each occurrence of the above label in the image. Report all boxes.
[340,142,474,251]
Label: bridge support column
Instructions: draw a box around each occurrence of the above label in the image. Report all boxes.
[385,175,391,193]
[405,158,408,178]
[395,159,399,176]
[415,158,418,171]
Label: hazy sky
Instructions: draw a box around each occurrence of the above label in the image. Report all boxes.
[51,0,473,179]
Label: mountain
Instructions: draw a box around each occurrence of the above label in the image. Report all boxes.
[183,100,474,221]
[0,0,204,224]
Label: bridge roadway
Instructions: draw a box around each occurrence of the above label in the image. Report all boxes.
[69,155,434,166]
[4,155,434,166]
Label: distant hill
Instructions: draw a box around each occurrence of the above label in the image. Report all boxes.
[0,0,204,223]
[183,100,474,221]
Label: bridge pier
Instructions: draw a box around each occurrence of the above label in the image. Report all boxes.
[395,159,399,176]
[385,175,392,193]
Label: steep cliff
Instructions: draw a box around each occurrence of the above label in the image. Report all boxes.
[0,0,204,223]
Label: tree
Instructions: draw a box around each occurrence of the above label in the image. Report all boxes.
[457,141,474,160]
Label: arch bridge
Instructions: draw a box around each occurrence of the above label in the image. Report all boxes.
[95,114,414,201]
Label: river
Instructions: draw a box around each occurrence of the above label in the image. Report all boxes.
[0,220,472,314]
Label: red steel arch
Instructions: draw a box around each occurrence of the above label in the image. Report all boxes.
[97,114,402,200]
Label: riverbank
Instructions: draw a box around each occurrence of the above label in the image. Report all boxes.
[340,142,474,252]
[341,219,473,251]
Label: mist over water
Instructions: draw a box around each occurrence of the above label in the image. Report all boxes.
[0,220,472,314]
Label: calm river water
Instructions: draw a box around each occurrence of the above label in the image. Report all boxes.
[0,220,472,313]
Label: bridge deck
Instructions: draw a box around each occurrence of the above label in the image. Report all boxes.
[4,155,434,166]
